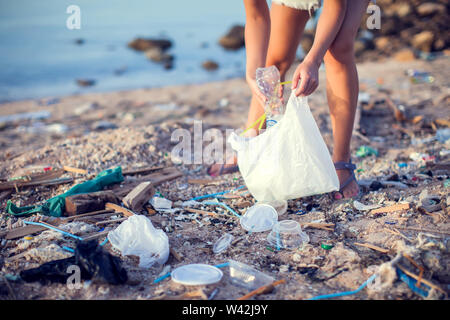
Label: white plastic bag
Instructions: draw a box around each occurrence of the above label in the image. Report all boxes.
[108,215,169,268]
[228,93,339,202]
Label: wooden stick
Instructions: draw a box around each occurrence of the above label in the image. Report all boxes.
[237,279,286,300]
[105,202,135,217]
[170,247,183,262]
[354,242,390,254]
[63,209,115,222]
[370,203,410,215]
[403,254,425,289]
[185,207,218,217]
[82,230,110,241]
[384,227,412,243]
[63,165,87,175]
[0,177,73,192]
[122,166,164,176]
[95,217,127,226]
[302,222,335,231]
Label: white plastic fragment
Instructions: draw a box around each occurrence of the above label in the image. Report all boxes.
[150,196,173,210]
[353,200,381,211]
[108,215,169,268]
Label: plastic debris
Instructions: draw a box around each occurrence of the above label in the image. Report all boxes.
[353,200,381,212]
[213,233,234,254]
[240,203,278,232]
[228,259,274,290]
[267,220,309,250]
[436,128,450,143]
[406,69,434,84]
[20,240,128,285]
[321,244,334,250]
[108,215,169,268]
[356,145,378,158]
[171,264,223,286]
[150,196,173,210]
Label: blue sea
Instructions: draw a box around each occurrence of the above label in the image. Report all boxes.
[0,0,312,102]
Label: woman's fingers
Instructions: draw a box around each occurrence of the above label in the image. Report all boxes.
[295,72,310,97]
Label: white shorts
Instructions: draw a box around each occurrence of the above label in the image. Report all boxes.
[272,0,321,11]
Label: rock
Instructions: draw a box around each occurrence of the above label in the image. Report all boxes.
[128,38,172,52]
[202,60,219,71]
[394,48,416,62]
[374,36,390,51]
[218,25,245,50]
[92,120,118,131]
[144,47,174,63]
[76,79,96,87]
[416,2,446,16]
[393,2,412,18]
[411,31,434,52]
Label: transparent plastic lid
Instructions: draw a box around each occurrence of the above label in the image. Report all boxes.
[213,233,234,254]
[171,264,223,285]
[240,204,278,232]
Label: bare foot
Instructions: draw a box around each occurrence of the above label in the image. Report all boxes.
[334,167,360,200]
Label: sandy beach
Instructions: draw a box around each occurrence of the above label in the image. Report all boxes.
[0,53,449,300]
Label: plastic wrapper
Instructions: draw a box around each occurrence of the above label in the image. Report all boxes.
[108,215,169,268]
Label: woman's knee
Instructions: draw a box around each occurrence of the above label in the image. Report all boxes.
[325,31,356,63]
[265,55,293,77]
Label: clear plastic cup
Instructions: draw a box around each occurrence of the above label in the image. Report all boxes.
[228,259,274,290]
[267,220,309,250]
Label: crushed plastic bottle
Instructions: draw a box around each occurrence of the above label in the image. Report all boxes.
[256,66,285,128]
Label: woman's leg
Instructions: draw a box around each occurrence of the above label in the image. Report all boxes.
[253,3,310,129]
[209,2,310,175]
[324,0,369,199]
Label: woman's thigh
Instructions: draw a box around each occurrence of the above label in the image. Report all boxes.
[265,2,310,75]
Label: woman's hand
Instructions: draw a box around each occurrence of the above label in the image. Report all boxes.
[291,59,319,97]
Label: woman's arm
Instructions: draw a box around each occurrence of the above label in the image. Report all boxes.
[243,0,271,105]
[292,0,347,96]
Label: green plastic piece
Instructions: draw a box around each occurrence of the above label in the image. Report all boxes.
[321,243,334,250]
[355,146,378,158]
[6,166,124,217]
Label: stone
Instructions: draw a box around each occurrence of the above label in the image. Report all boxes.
[128,38,172,52]
[218,25,245,50]
[416,2,446,17]
[394,48,416,62]
[374,36,390,51]
[144,47,174,63]
[76,79,96,87]
[202,60,219,71]
[411,31,434,52]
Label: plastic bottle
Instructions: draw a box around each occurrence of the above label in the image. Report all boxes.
[256,66,285,128]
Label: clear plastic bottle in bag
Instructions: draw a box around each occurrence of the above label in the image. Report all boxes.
[256,66,285,128]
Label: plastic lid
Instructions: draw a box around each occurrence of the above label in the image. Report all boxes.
[240,204,278,232]
[213,233,234,254]
[171,264,223,285]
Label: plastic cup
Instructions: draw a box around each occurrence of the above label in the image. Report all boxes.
[228,259,274,290]
[213,233,234,254]
[267,220,309,250]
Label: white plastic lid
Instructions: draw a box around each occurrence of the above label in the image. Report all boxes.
[171,264,223,285]
[240,203,278,232]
